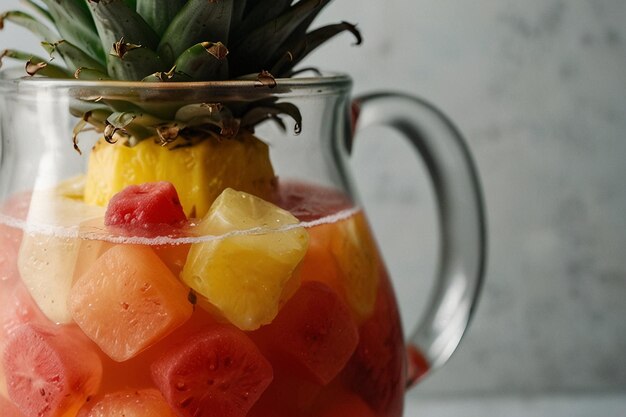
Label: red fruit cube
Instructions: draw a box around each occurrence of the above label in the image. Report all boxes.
[151,324,273,417]
[315,385,378,417]
[0,280,49,344]
[104,182,186,229]
[253,281,359,385]
[344,276,406,417]
[2,324,102,417]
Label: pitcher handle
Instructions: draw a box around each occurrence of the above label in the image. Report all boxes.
[353,92,487,386]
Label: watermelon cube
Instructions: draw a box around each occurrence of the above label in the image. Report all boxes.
[151,324,273,417]
[68,245,193,362]
[2,324,102,417]
[252,281,359,385]
[0,395,27,417]
[104,182,187,230]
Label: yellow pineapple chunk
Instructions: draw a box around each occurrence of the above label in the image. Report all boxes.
[181,189,309,330]
[84,132,276,218]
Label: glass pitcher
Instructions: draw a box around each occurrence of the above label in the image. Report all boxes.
[0,73,485,417]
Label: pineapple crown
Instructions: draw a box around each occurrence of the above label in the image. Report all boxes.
[0,1,361,150]
[0,0,361,82]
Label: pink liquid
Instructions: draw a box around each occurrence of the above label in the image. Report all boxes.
[0,182,408,417]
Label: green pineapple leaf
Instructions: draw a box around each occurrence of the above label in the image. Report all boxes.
[271,21,362,75]
[87,0,161,78]
[230,0,330,76]
[123,0,138,9]
[42,40,107,74]
[228,0,247,40]
[233,0,292,45]
[72,108,112,154]
[159,0,234,66]
[1,0,362,148]
[241,101,303,134]
[0,48,71,78]
[74,67,112,80]
[172,42,229,81]
[107,40,163,80]
[0,10,57,43]
[136,0,186,36]
[40,0,104,61]
[20,0,53,24]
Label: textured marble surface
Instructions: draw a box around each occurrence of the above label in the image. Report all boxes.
[1,0,626,414]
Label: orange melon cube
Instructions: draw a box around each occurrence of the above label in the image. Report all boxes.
[299,213,380,322]
[68,245,193,362]
[75,218,191,279]
[77,389,176,417]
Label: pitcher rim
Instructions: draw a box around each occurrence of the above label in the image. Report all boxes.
[0,69,353,95]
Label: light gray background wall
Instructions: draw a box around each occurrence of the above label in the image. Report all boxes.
[1,1,625,415]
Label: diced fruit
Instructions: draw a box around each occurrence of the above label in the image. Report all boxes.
[182,189,309,330]
[18,233,81,324]
[406,345,430,387]
[151,323,273,417]
[68,245,193,361]
[96,307,219,394]
[55,175,88,201]
[0,219,26,398]
[330,213,380,321]
[104,181,186,228]
[0,280,49,343]
[17,189,104,323]
[252,281,358,385]
[0,280,49,400]
[84,133,276,218]
[0,395,26,417]
[247,366,323,417]
[74,218,188,279]
[298,222,344,297]
[316,391,378,417]
[300,212,380,322]
[2,324,102,417]
[0,368,6,403]
[278,181,380,322]
[77,389,176,417]
[344,274,406,417]
[72,218,115,283]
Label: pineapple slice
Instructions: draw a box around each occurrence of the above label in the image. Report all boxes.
[84,132,276,218]
[181,189,309,331]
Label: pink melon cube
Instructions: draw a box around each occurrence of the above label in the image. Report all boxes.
[2,324,102,417]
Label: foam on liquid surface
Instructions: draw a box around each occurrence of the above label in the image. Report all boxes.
[0,181,361,246]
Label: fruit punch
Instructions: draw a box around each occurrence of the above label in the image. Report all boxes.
[0,181,407,417]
